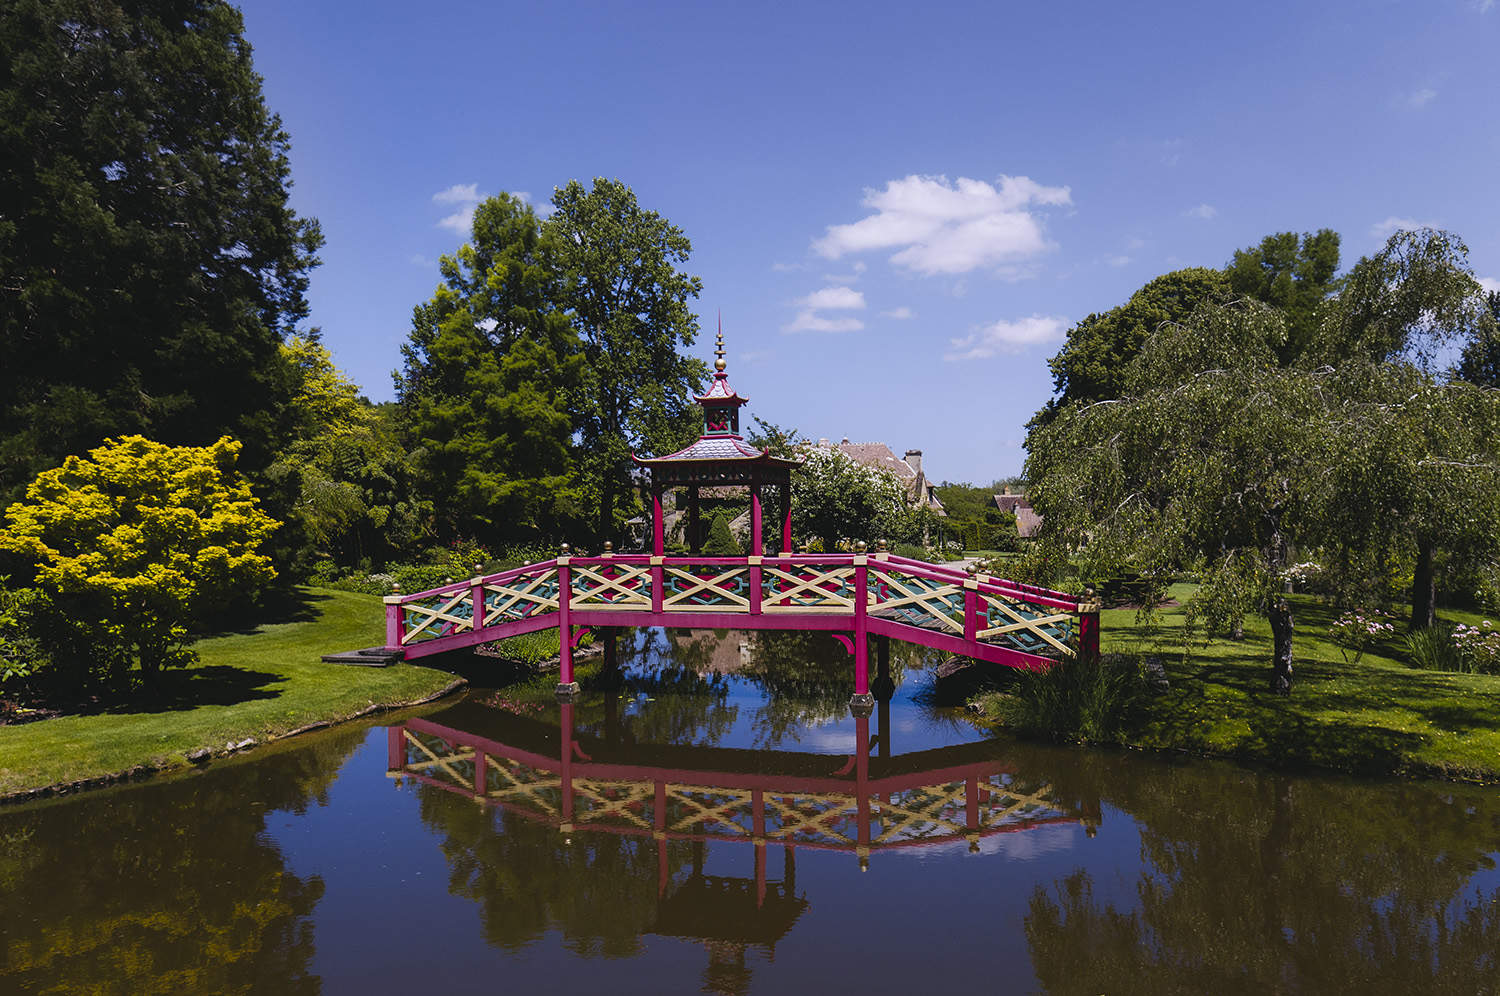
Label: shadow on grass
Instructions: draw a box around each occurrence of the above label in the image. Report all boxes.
[194,586,331,638]
[101,665,287,715]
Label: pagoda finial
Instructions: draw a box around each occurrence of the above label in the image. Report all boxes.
[714,312,726,372]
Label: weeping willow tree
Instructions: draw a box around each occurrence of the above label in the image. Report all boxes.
[1026,232,1500,695]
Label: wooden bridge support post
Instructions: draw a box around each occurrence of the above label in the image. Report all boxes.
[556,551,579,698]
[651,485,665,556]
[559,701,575,833]
[753,789,767,908]
[469,576,486,638]
[780,483,792,555]
[750,483,763,557]
[655,780,668,897]
[855,712,871,872]
[1079,588,1101,662]
[963,580,980,642]
[850,551,873,714]
[383,596,404,653]
[386,724,405,774]
[688,486,701,555]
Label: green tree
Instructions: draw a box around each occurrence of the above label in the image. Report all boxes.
[1455,291,1500,388]
[0,435,278,685]
[1026,300,1327,694]
[545,178,705,544]
[396,193,584,548]
[0,0,322,500]
[1225,229,1342,362]
[1326,230,1500,627]
[1035,267,1230,423]
[701,511,741,556]
[269,335,431,571]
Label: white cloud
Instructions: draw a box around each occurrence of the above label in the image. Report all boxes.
[1125,237,1147,250]
[1185,203,1217,221]
[432,184,549,233]
[1403,88,1438,109]
[771,261,807,272]
[409,253,435,268]
[434,183,484,234]
[812,174,1071,276]
[1475,0,1494,13]
[1478,276,1500,294]
[881,307,915,319]
[944,315,1068,360]
[798,286,866,310]
[783,310,865,333]
[1370,215,1440,239]
[1105,254,1132,267]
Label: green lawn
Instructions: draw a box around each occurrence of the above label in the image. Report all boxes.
[0,587,461,799]
[1039,585,1500,780]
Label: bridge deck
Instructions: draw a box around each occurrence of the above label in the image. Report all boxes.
[383,552,1101,699]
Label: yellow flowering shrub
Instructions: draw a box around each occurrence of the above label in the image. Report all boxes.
[0,436,278,682]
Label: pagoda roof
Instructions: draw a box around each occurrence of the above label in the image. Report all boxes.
[633,435,800,468]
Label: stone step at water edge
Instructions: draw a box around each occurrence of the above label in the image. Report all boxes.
[322,647,401,666]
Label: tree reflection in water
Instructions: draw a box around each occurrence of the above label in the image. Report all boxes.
[1023,751,1500,994]
[0,726,367,995]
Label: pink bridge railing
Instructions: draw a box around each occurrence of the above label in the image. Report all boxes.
[383,551,1101,697]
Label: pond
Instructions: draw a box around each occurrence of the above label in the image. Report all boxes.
[2,628,1498,994]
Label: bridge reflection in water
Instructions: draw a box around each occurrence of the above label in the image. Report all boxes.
[386,694,1097,968]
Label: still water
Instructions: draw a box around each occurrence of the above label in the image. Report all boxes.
[2,629,1498,994]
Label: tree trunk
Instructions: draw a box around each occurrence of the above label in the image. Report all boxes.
[1268,597,1294,695]
[1410,538,1436,632]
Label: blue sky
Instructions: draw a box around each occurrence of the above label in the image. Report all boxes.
[238,0,1500,484]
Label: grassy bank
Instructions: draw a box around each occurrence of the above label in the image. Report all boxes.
[973,585,1500,782]
[0,587,461,800]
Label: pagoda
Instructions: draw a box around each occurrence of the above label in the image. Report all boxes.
[632,323,800,556]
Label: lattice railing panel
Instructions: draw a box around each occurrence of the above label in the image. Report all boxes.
[572,778,656,830]
[569,562,652,610]
[868,567,965,633]
[763,793,860,846]
[400,588,475,646]
[661,563,751,612]
[401,730,477,791]
[973,777,1061,829]
[761,563,856,612]
[482,567,561,626]
[482,755,563,818]
[665,784,756,836]
[978,593,1077,658]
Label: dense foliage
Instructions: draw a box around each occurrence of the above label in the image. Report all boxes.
[0,0,322,501]
[0,436,278,685]
[1025,228,1500,694]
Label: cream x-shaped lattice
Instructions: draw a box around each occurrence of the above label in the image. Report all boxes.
[571,778,655,830]
[761,566,855,608]
[402,590,475,643]
[764,793,858,845]
[978,595,1076,656]
[483,571,559,625]
[569,565,651,609]
[662,568,749,609]
[482,756,562,817]
[665,784,754,834]
[870,571,964,632]
[402,731,476,788]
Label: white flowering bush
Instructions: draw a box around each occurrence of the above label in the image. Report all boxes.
[1452,621,1500,674]
[1328,608,1395,664]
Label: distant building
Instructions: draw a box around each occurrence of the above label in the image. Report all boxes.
[994,486,1042,538]
[817,438,946,516]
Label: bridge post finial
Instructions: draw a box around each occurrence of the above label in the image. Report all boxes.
[603,540,613,555]
[559,542,570,556]
[391,580,401,594]
[855,540,867,553]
